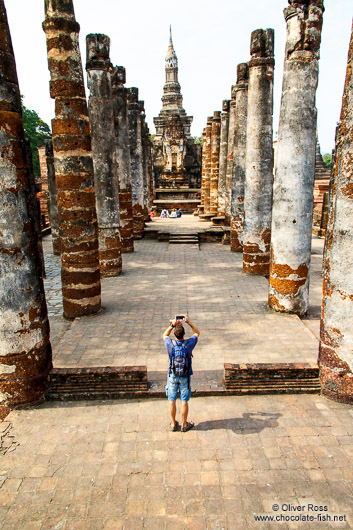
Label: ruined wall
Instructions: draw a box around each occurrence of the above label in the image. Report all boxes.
[0,0,52,418]
[86,33,122,277]
[269,1,323,314]
[111,67,134,253]
[243,29,274,275]
[230,63,249,252]
[43,0,101,319]
[319,23,353,404]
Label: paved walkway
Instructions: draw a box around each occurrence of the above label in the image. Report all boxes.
[44,216,322,377]
[1,394,352,528]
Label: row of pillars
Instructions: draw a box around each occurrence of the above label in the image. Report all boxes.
[42,1,153,320]
[0,0,153,417]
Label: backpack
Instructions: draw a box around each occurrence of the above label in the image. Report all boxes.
[170,340,190,377]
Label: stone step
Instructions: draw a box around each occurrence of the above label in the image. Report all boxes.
[169,239,199,244]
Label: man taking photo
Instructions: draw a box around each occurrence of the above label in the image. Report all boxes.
[163,316,200,432]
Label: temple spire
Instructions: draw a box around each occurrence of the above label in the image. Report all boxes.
[166,25,177,66]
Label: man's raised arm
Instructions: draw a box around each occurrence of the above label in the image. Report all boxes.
[184,316,200,338]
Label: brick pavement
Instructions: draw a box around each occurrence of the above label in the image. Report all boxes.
[45,217,322,376]
[0,394,352,529]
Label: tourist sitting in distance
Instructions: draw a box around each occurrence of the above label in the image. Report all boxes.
[160,209,169,218]
[176,208,182,218]
[170,208,177,218]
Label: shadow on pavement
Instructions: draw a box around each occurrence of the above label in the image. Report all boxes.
[196,412,281,434]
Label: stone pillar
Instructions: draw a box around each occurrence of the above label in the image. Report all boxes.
[139,101,150,220]
[111,66,134,253]
[210,111,221,216]
[148,132,154,208]
[43,0,101,319]
[0,0,52,418]
[217,100,230,217]
[25,141,46,278]
[86,34,122,277]
[45,139,60,255]
[127,87,144,239]
[203,117,213,215]
[199,127,206,213]
[269,1,323,313]
[224,96,237,225]
[230,63,249,252]
[243,28,275,275]
[319,23,353,404]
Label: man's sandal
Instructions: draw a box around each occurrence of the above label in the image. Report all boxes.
[170,421,179,432]
[181,421,194,432]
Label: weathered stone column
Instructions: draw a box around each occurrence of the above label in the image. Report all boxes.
[230,63,249,252]
[43,0,101,318]
[0,0,52,418]
[86,34,122,277]
[224,96,237,225]
[319,23,353,404]
[139,101,150,220]
[111,67,134,253]
[217,100,230,217]
[269,1,323,313]
[243,29,275,275]
[127,87,144,238]
[45,139,60,255]
[210,111,221,216]
[203,117,213,215]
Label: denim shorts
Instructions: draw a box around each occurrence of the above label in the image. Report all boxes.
[165,374,191,402]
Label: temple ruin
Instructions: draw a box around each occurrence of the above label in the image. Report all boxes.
[152,28,201,213]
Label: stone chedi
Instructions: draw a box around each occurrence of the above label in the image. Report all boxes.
[86,34,122,277]
[153,28,201,202]
[243,29,275,275]
[111,66,134,253]
[43,0,101,318]
[230,63,249,252]
[319,22,353,404]
[269,0,324,315]
[0,0,52,418]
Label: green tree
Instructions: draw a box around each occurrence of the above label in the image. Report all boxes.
[193,136,202,146]
[21,97,51,177]
[322,153,332,168]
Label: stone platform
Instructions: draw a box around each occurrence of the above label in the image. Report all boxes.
[43,215,323,395]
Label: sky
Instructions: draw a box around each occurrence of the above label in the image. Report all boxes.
[5,0,353,155]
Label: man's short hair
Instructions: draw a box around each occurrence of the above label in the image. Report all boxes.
[174,324,185,339]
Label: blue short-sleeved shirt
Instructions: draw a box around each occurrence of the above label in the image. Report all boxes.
[164,335,198,376]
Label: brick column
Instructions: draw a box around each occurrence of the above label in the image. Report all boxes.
[210,111,221,217]
[111,67,134,253]
[217,100,230,217]
[43,0,101,319]
[139,101,150,221]
[199,127,207,214]
[86,34,122,277]
[230,63,249,252]
[127,88,144,239]
[269,1,323,314]
[224,96,237,225]
[319,22,353,404]
[203,117,213,215]
[0,0,52,418]
[45,139,60,255]
[243,29,274,275]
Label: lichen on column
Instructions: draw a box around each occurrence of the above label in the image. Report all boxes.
[43,0,101,318]
[230,63,248,252]
[269,0,324,313]
[243,28,275,275]
[0,0,52,418]
[86,33,122,277]
[319,21,353,404]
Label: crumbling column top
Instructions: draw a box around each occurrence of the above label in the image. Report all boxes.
[111,66,126,86]
[213,111,221,120]
[86,34,112,70]
[250,29,275,66]
[222,100,230,112]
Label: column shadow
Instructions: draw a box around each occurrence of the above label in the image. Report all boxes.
[196,412,281,434]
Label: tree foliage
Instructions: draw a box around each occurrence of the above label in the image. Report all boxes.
[193,136,202,146]
[322,153,332,168]
[21,97,51,177]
